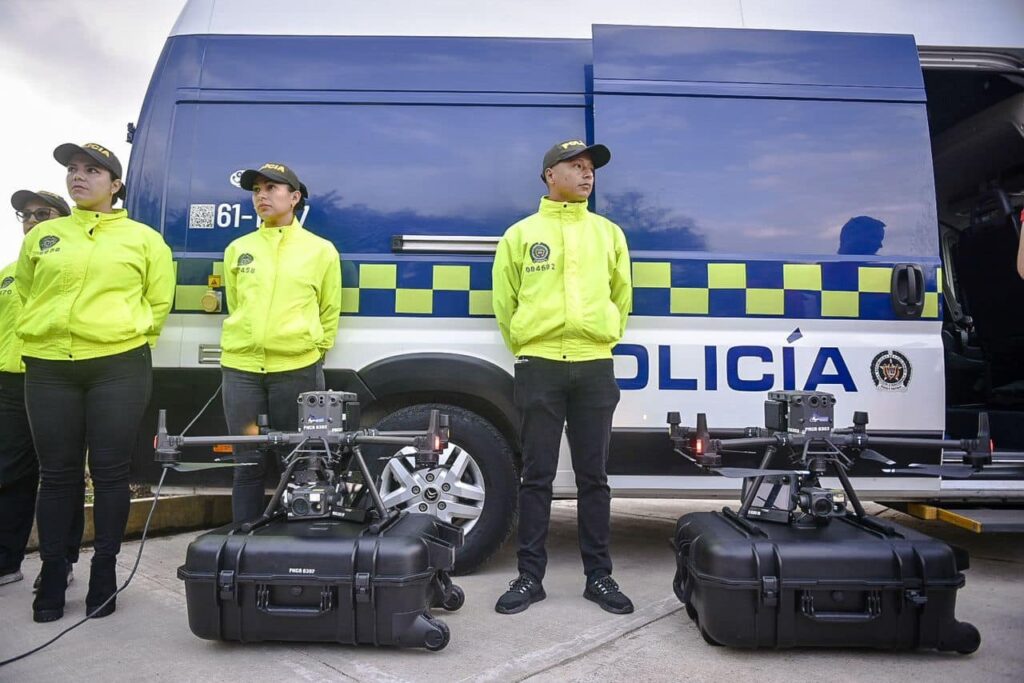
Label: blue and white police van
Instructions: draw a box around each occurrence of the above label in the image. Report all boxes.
[127,0,1024,569]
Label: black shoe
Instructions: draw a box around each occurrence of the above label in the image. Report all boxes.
[584,575,634,614]
[33,560,68,623]
[86,556,118,618]
[33,563,74,593]
[495,573,546,614]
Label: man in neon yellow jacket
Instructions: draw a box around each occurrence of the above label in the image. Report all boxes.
[220,162,342,522]
[492,139,633,616]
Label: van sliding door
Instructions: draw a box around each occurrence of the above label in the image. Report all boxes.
[591,25,942,493]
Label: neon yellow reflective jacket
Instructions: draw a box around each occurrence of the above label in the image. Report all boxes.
[492,197,632,361]
[16,208,174,361]
[221,219,342,373]
[0,261,25,373]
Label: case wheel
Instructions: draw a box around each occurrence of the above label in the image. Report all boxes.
[684,602,698,622]
[441,584,465,611]
[700,626,723,647]
[954,622,981,655]
[424,618,451,651]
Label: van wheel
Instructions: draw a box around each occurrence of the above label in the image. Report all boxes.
[370,404,517,574]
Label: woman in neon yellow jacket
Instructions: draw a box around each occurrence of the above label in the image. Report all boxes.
[1,190,84,593]
[220,162,341,523]
[16,142,174,623]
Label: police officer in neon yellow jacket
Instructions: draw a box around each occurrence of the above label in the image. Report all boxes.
[16,143,174,623]
[1,190,83,593]
[492,139,634,617]
[221,162,341,523]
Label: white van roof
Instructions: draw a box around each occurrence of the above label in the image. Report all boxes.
[171,0,1024,52]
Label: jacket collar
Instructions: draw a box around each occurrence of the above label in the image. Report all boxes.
[71,206,127,226]
[538,196,589,221]
[258,217,302,236]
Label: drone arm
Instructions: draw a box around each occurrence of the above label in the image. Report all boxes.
[858,435,962,449]
[716,435,785,450]
[169,432,301,448]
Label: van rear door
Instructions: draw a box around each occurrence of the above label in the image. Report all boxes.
[590,26,942,496]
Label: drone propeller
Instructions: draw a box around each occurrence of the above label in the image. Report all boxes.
[162,461,259,473]
[887,462,1024,479]
[857,449,896,467]
[886,463,980,479]
[712,467,803,479]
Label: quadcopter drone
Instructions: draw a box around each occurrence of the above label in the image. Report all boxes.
[153,390,449,531]
[667,390,1024,528]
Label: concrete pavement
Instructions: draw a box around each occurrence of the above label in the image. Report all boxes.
[1,499,1021,682]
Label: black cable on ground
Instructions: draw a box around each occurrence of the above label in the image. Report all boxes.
[0,467,168,668]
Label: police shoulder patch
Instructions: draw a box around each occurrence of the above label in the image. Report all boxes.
[0,276,14,289]
[238,253,254,266]
[39,235,60,251]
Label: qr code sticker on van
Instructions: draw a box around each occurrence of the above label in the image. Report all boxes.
[189,204,215,229]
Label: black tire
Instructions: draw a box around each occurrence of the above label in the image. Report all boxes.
[441,584,465,611]
[367,403,518,574]
[424,618,451,651]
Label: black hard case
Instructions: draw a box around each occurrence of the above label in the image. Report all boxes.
[673,510,980,653]
[177,512,463,649]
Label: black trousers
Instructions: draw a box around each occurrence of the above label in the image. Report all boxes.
[0,372,83,572]
[514,356,620,581]
[24,345,151,562]
[222,361,325,523]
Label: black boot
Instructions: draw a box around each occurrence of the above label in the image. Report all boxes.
[86,556,118,618]
[32,560,68,623]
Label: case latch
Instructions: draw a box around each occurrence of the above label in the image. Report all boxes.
[904,589,928,607]
[354,572,372,603]
[218,570,236,601]
[761,576,779,607]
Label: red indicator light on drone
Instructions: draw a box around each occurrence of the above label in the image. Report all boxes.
[433,435,441,451]
[695,438,704,456]
[990,439,995,453]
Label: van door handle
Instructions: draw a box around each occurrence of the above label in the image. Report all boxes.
[890,264,924,319]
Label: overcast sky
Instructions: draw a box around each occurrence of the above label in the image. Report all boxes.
[0,0,186,264]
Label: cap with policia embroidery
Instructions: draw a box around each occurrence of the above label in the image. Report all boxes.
[10,189,71,216]
[53,142,127,202]
[239,162,309,198]
[540,139,611,181]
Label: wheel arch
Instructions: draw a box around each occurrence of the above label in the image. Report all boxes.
[356,353,520,453]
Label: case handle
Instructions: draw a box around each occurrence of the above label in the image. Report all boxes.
[255,584,335,618]
[800,591,881,623]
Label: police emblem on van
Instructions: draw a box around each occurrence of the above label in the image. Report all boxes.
[38,235,60,251]
[230,170,244,188]
[530,242,550,263]
[238,253,254,266]
[871,350,911,391]
[0,276,13,290]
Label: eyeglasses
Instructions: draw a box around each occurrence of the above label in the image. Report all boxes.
[16,209,56,223]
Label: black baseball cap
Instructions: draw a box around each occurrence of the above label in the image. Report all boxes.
[239,162,309,198]
[541,139,611,181]
[10,190,71,216]
[53,142,127,201]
